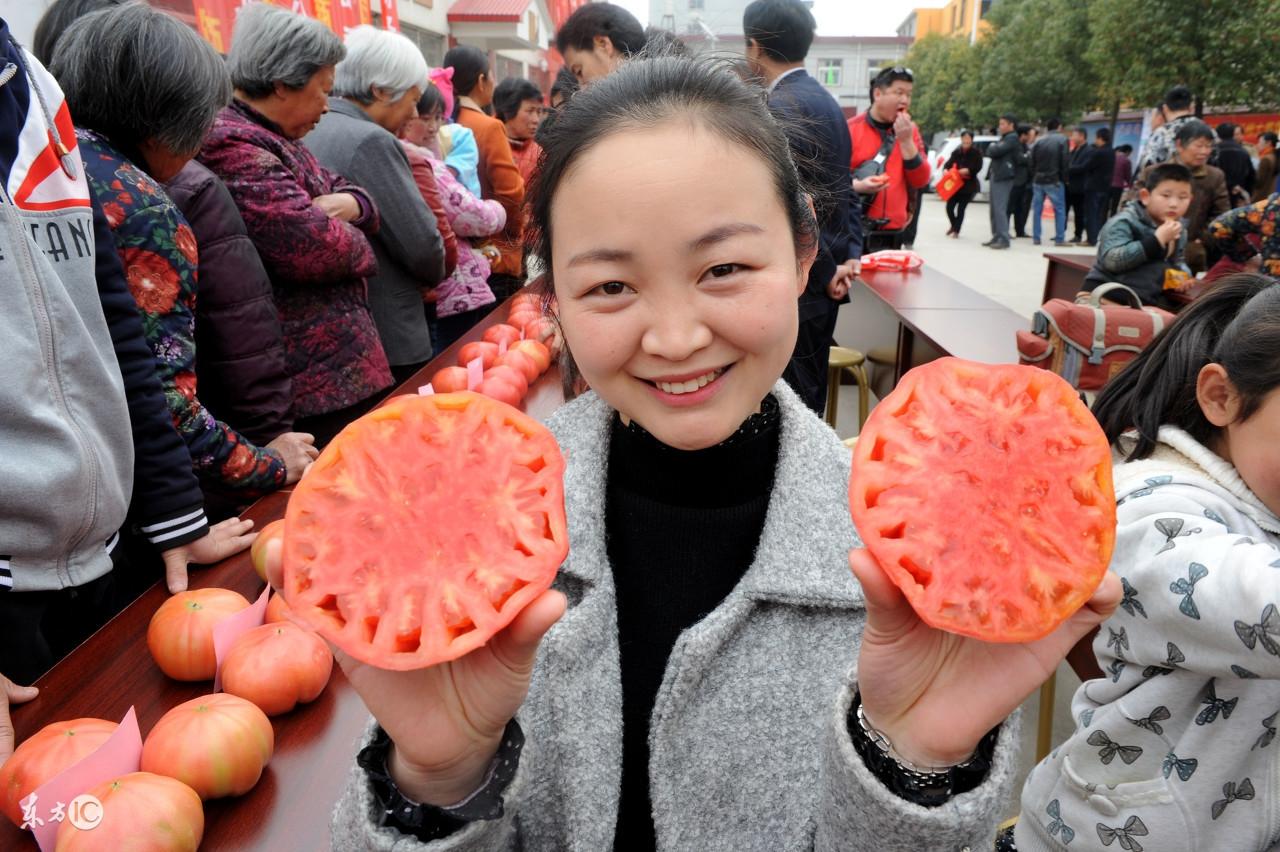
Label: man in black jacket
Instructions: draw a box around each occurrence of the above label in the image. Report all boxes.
[985,113,1019,249]
[1081,127,1116,245]
[1009,124,1034,238]
[1030,117,1070,245]
[1212,122,1256,206]
[1066,126,1090,243]
[745,0,862,414]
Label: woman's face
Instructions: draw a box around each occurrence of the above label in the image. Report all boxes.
[276,65,335,139]
[507,98,544,141]
[550,121,811,451]
[960,134,973,150]
[401,107,443,147]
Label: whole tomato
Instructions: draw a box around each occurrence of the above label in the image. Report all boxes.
[510,339,552,374]
[221,623,333,716]
[482,323,522,349]
[485,364,528,397]
[523,317,563,359]
[457,341,499,370]
[140,694,273,800]
[54,772,203,852]
[509,291,541,313]
[1,719,118,827]
[499,349,540,384]
[250,519,284,582]
[147,588,251,681]
[506,308,539,333]
[264,592,292,624]
[477,375,523,408]
[432,365,470,393]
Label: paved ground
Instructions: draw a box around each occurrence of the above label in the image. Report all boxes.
[828,192,1099,819]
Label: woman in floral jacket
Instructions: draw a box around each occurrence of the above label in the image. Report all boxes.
[401,83,508,350]
[51,3,318,494]
[197,3,393,445]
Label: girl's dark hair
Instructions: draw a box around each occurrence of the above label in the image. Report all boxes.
[416,83,446,117]
[526,56,820,394]
[1093,274,1280,460]
[442,45,488,119]
[492,77,543,122]
[32,0,122,66]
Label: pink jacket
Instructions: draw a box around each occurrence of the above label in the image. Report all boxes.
[401,141,507,318]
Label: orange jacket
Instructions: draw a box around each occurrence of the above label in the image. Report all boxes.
[457,105,525,276]
[847,113,931,231]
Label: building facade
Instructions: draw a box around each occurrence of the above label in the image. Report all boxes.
[897,0,993,44]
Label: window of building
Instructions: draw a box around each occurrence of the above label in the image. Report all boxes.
[689,0,704,9]
[817,58,842,88]
[867,59,893,88]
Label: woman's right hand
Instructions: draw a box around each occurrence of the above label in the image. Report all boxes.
[266,432,320,485]
[313,192,361,222]
[260,537,566,805]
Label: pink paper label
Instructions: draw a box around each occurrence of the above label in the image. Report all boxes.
[467,357,484,390]
[24,707,142,850]
[419,383,435,396]
[213,586,270,691]
[498,337,508,356]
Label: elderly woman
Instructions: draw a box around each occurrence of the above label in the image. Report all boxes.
[50,4,317,497]
[305,25,446,384]
[198,3,392,446]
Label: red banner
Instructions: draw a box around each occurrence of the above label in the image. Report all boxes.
[191,0,374,55]
[1202,113,1280,145]
[379,0,399,32]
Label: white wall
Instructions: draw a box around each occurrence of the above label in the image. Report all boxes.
[5,0,58,49]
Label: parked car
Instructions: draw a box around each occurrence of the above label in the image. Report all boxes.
[927,135,1000,200]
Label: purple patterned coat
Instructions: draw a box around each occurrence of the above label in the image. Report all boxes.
[198,99,392,417]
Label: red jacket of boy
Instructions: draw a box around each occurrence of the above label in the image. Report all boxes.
[847,113,931,231]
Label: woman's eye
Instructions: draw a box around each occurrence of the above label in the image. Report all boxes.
[595,281,629,296]
[708,263,741,278]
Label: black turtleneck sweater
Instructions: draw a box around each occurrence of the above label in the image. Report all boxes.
[605,396,780,851]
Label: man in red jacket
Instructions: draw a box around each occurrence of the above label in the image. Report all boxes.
[847,67,931,250]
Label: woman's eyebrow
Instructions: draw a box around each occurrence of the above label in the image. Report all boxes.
[565,223,764,268]
[688,222,765,252]
[566,247,633,268]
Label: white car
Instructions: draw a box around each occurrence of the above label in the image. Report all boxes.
[927,135,1000,200]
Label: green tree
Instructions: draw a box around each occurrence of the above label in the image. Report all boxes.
[965,0,1096,125]
[903,34,981,140]
[1088,0,1280,113]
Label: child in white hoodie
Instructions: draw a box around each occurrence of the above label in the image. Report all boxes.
[1010,274,1280,851]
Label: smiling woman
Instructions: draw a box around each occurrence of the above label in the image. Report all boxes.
[320,55,1120,852]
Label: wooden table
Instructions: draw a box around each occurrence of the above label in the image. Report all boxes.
[857,266,1029,383]
[0,295,564,851]
[1042,252,1093,303]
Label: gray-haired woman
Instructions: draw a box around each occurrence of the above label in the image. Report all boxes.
[197,2,394,446]
[305,25,446,384]
[50,3,318,501]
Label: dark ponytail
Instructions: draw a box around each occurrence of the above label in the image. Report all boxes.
[1093,274,1280,460]
[442,45,488,121]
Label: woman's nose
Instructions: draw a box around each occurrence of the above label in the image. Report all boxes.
[640,301,713,363]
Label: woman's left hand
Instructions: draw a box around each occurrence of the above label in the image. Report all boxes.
[850,548,1121,766]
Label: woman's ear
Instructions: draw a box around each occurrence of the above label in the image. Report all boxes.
[796,194,819,296]
[1197,363,1241,427]
[594,34,617,58]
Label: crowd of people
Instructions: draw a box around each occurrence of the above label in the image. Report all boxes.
[4,0,1280,850]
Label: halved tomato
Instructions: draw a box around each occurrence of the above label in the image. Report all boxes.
[282,392,568,670]
[849,358,1115,643]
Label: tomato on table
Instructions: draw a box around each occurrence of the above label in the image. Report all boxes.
[147,588,251,681]
[221,622,333,716]
[849,358,1115,643]
[483,323,523,348]
[458,341,499,370]
[432,365,470,393]
[140,693,273,800]
[54,772,203,852]
[1,719,118,827]
[282,392,569,670]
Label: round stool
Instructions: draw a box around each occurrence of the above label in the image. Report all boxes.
[825,346,870,430]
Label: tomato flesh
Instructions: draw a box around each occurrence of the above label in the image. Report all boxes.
[849,358,1115,642]
[282,392,568,669]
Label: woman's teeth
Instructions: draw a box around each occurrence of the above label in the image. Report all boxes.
[657,368,724,395]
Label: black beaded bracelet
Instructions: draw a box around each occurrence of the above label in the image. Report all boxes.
[357,718,525,841]
[848,691,998,808]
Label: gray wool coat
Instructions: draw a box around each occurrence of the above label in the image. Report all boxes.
[331,382,1021,850]
[305,98,445,367]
